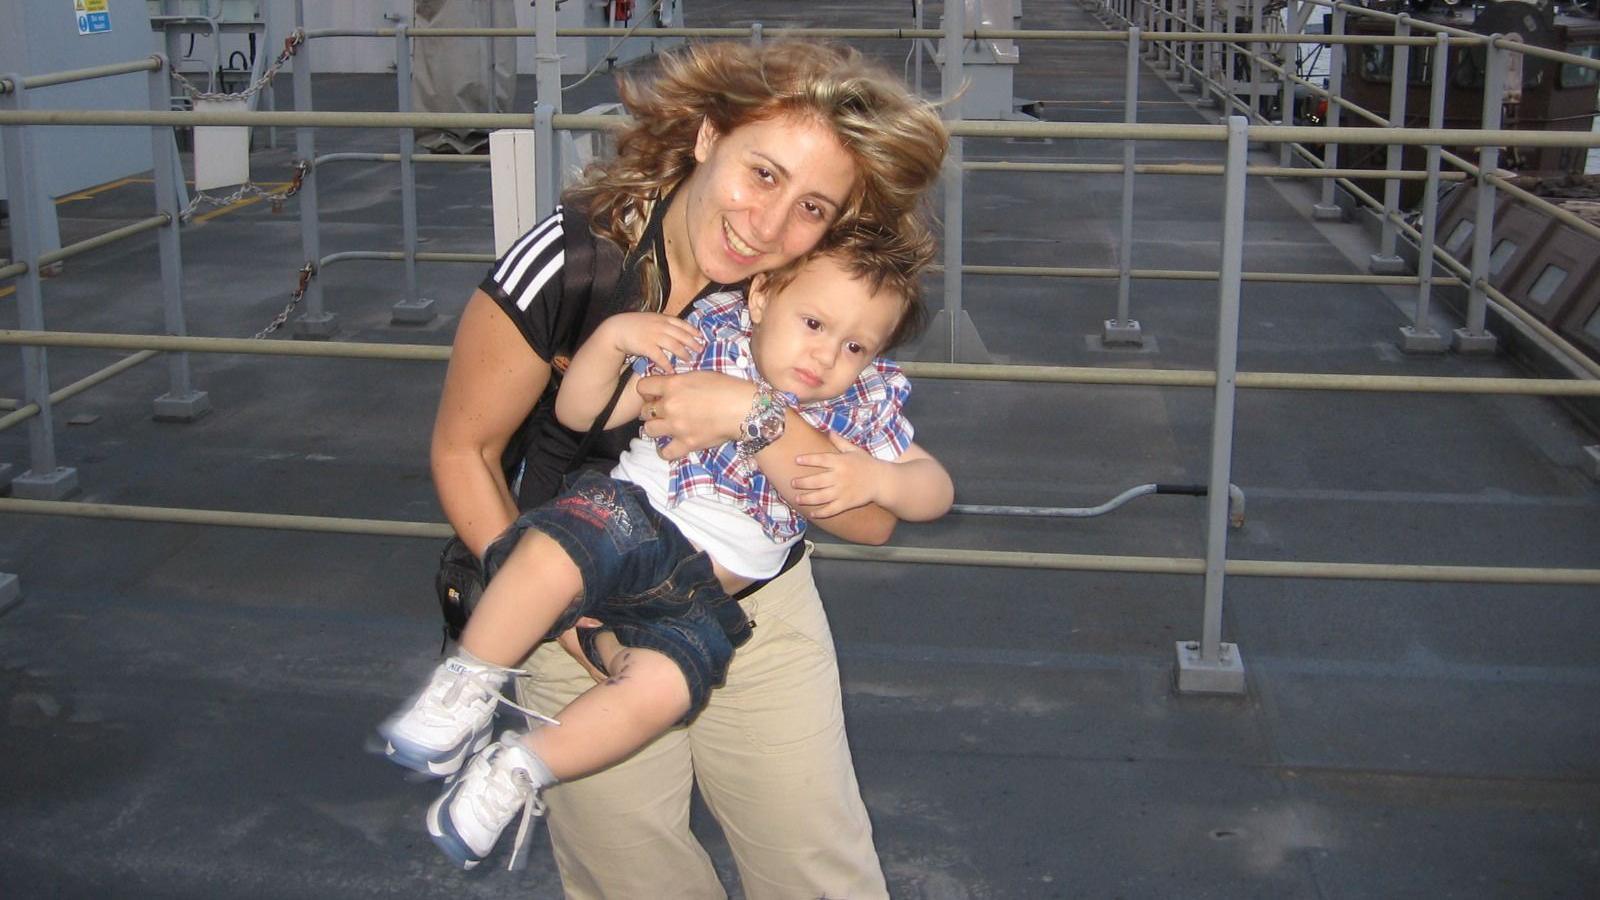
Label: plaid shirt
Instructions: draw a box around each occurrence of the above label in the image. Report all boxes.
[632,291,914,542]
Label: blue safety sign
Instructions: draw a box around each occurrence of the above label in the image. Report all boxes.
[77,11,112,35]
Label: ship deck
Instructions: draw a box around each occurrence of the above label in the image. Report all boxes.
[2,2,1598,897]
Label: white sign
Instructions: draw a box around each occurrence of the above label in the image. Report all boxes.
[75,0,112,35]
[194,99,252,191]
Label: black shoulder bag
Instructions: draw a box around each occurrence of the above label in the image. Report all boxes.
[436,197,671,644]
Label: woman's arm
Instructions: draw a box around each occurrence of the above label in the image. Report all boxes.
[431,290,550,558]
[635,371,898,544]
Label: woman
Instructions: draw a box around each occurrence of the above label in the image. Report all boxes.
[431,40,946,897]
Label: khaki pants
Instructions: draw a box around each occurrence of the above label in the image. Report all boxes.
[517,544,889,899]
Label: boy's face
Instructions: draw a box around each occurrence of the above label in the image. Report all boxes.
[746,255,903,403]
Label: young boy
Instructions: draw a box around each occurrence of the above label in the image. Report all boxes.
[379,244,953,870]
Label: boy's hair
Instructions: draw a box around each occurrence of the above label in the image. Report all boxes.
[760,217,935,353]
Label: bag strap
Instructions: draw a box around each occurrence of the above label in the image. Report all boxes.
[564,372,630,473]
[561,189,679,473]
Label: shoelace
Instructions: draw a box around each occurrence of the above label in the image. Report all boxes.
[452,745,548,871]
[429,663,561,727]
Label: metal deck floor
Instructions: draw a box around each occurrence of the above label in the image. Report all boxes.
[3,3,1598,897]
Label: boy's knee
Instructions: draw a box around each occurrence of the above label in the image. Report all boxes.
[608,646,693,712]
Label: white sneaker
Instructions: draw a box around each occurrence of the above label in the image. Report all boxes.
[426,734,550,869]
[379,656,507,777]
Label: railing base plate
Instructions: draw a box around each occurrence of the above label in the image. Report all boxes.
[1102,318,1145,347]
[1452,327,1499,356]
[1398,326,1448,355]
[391,297,437,325]
[292,312,339,340]
[1175,640,1246,695]
[11,466,78,501]
[153,390,212,423]
[1369,254,1409,276]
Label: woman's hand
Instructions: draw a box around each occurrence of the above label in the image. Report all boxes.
[791,432,884,519]
[554,621,609,684]
[636,370,758,460]
[601,312,704,374]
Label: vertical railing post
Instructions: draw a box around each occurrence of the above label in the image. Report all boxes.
[1176,115,1249,696]
[290,13,335,338]
[1313,5,1346,220]
[1370,16,1411,273]
[1106,27,1145,346]
[1202,0,1218,108]
[1249,0,1264,122]
[1456,35,1504,354]
[480,0,497,115]
[750,22,763,47]
[392,24,434,324]
[941,0,965,361]
[1171,0,1184,75]
[1278,0,1297,168]
[1401,32,1450,354]
[147,56,210,422]
[1222,0,1237,115]
[1180,0,1195,88]
[534,0,561,216]
[0,75,77,499]
[1144,2,1160,60]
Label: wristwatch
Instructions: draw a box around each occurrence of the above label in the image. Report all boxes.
[736,384,787,459]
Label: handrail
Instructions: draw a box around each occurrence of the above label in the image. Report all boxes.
[0,57,163,95]
[1,329,1595,396]
[2,496,1596,586]
[7,108,1600,152]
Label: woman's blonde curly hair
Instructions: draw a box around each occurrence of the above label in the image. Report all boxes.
[568,40,948,311]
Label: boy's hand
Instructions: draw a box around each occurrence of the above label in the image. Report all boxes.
[603,312,704,375]
[791,432,883,519]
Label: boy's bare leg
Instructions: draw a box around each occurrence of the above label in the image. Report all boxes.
[458,531,584,668]
[523,634,691,781]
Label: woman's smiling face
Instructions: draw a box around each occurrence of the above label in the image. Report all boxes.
[676,114,859,287]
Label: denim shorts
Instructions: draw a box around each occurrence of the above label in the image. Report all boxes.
[483,470,752,719]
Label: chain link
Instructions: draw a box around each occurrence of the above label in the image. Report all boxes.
[174,29,304,103]
[179,159,307,222]
[254,263,315,339]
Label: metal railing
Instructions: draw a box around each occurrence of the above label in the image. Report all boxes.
[4,4,1600,694]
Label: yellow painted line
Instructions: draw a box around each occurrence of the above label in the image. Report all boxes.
[192,194,265,224]
[53,176,142,203]
[50,175,292,224]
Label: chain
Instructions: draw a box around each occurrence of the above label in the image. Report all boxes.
[174,29,304,103]
[180,159,307,222]
[254,263,315,339]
